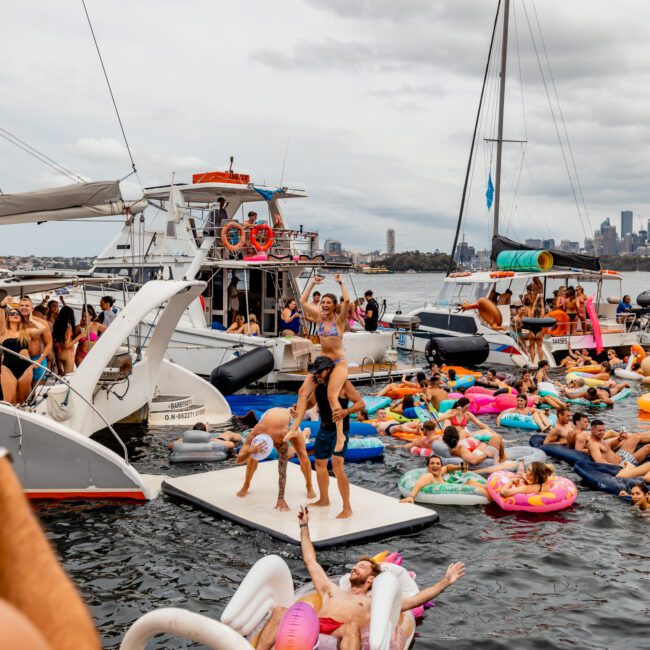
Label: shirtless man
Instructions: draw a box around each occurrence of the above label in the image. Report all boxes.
[542,407,573,445]
[370,409,423,437]
[387,420,440,451]
[191,422,242,449]
[236,407,315,510]
[423,373,449,411]
[480,368,510,392]
[18,296,52,387]
[587,420,650,467]
[568,412,590,451]
[256,506,465,650]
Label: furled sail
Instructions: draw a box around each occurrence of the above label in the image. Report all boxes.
[491,235,600,272]
[0,180,147,225]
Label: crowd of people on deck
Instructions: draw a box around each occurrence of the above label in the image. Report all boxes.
[225,273,381,340]
[0,293,119,404]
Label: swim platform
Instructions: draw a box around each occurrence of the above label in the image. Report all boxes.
[162,462,438,548]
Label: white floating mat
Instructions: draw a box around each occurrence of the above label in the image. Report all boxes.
[162,462,438,548]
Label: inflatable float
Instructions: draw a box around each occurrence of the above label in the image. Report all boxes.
[299,420,377,438]
[398,468,488,505]
[290,437,385,464]
[441,366,482,378]
[528,434,590,466]
[169,430,229,463]
[498,413,558,431]
[566,372,608,388]
[221,553,426,649]
[573,461,637,499]
[486,470,577,513]
[428,441,547,469]
[639,393,650,413]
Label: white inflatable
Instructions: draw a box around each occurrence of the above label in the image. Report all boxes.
[222,554,419,649]
[614,355,643,381]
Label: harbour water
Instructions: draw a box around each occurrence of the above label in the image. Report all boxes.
[37,272,650,649]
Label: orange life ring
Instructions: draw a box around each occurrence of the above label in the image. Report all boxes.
[221,222,245,252]
[449,272,471,278]
[250,223,275,252]
[600,269,619,275]
[547,309,570,336]
[631,344,646,361]
[489,271,515,278]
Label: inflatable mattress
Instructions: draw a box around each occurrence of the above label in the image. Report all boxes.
[573,461,636,499]
[529,434,590,466]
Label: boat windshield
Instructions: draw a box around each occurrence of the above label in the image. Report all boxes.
[435,281,492,307]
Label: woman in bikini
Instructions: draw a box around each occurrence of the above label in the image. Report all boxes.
[497,394,552,432]
[226,313,245,333]
[565,287,579,334]
[436,397,498,438]
[0,304,47,404]
[291,273,350,452]
[575,286,588,333]
[499,461,555,498]
[75,305,105,367]
[239,314,261,336]
[52,307,84,375]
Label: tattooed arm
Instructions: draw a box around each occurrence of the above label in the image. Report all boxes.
[275,442,290,511]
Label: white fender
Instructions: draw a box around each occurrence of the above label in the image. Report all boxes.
[221,555,295,636]
[614,367,643,380]
[120,608,252,650]
[368,571,402,650]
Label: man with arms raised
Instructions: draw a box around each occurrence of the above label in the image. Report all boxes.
[287,356,365,518]
[236,407,315,511]
[256,506,465,650]
[18,296,52,388]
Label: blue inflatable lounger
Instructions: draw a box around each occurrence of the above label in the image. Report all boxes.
[162,462,439,549]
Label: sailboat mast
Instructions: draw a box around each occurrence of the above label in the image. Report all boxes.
[493,0,510,240]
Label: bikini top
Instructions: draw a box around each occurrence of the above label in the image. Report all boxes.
[317,320,340,338]
[450,413,468,427]
[80,331,99,343]
[458,437,481,452]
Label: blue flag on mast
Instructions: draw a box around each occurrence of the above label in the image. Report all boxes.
[486,173,494,210]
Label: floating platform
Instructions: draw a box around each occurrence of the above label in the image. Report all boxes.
[162,462,438,548]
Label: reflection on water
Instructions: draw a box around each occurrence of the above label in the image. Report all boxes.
[35,272,650,648]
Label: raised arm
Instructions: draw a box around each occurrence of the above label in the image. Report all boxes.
[287,377,318,439]
[300,277,323,321]
[298,507,333,597]
[401,563,465,611]
[334,273,350,329]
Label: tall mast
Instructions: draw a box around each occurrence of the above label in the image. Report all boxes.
[493,0,510,240]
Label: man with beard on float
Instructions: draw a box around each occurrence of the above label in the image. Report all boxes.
[255,506,465,650]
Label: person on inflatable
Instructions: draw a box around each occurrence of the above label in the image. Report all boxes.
[399,455,489,503]
[617,460,650,485]
[442,425,505,465]
[479,368,511,393]
[542,407,574,445]
[236,407,315,510]
[370,409,423,438]
[373,374,421,397]
[583,383,630,406]
[436,397,499,440]
[192,421,242,449]
[497,394,553,432]
[498,461,555,499]
[606,348,625,368]
[522,384,566,410]
[422,373,450,411]
[287,356,365,519]
[255,506,466,649]
[559,342,591,369]
[587,420,650,468]
[386,421,440,451]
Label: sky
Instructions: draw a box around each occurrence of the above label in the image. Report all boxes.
[2,0,650,257]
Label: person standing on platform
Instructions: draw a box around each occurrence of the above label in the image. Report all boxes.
[364,290,379,332]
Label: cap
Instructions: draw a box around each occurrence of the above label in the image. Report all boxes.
[308,356,335,375]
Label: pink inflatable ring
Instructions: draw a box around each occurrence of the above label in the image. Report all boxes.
[486,470,577,513]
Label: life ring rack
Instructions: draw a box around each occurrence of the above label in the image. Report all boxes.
[221,222,246,252]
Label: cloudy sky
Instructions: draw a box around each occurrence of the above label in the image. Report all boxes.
[2,0,650,257]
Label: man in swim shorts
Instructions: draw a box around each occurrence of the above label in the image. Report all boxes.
[287,356,364,519]
[236,407,315,511]
[255,506,465,650]
[587,420,650,467]
[18,296,52,388]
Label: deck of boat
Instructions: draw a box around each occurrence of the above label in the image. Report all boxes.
[279,362,422,383]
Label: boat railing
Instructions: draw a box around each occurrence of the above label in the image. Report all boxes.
[0,344,129,463]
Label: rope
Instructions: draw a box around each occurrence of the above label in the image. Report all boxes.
[0,129,84,183]
[81,0,143,191]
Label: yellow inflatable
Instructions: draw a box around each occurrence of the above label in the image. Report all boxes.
[566,372,607,388]
[640,356,650,377]
[639,393,650,413]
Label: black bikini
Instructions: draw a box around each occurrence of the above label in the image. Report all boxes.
[1,337,31,379]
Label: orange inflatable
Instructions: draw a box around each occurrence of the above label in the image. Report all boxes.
[548,309,570,336]
[384,386,421,399]
[631,344,646,362]
[462,298,504,330]
[441,366,482,378]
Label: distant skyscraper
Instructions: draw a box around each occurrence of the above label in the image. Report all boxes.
[621,211,633,236]
[386,229,396,256]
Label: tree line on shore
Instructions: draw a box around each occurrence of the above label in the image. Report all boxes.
[371,251,453,272]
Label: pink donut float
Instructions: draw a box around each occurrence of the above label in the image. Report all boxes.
[486,470,577,513]
[275,602,319,650]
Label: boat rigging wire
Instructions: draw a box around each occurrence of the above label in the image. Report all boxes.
[447,0,502,275]
[81,0,143,192]
[0,128,85,183]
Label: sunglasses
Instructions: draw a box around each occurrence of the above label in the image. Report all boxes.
[8,311,20,317]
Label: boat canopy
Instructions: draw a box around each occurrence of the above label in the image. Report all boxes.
[491,235,601,272]
[0,180,147,225]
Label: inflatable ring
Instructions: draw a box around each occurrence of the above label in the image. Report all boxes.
[547,309,570,336]
[631,344,646,361]
[489,271,515,278]
[522,316,557,335]
[499,412,557,431]
[221,221,245,252]
[486,470,577,512]
[449,271,471,278]
[399,468,488,505]
[250,223,275,252]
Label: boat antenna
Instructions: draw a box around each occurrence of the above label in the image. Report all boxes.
[447,0,502,276]
[229,156,234,173]
[81,0,142,190]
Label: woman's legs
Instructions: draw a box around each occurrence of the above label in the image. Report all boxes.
[16,368,33,404]
[535,333,544,364]
[327,362,349,448]
[0,368,18,404]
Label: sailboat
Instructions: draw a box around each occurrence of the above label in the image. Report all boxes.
[382,0,645,368]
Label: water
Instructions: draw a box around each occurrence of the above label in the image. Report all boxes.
[36,272,650,649]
